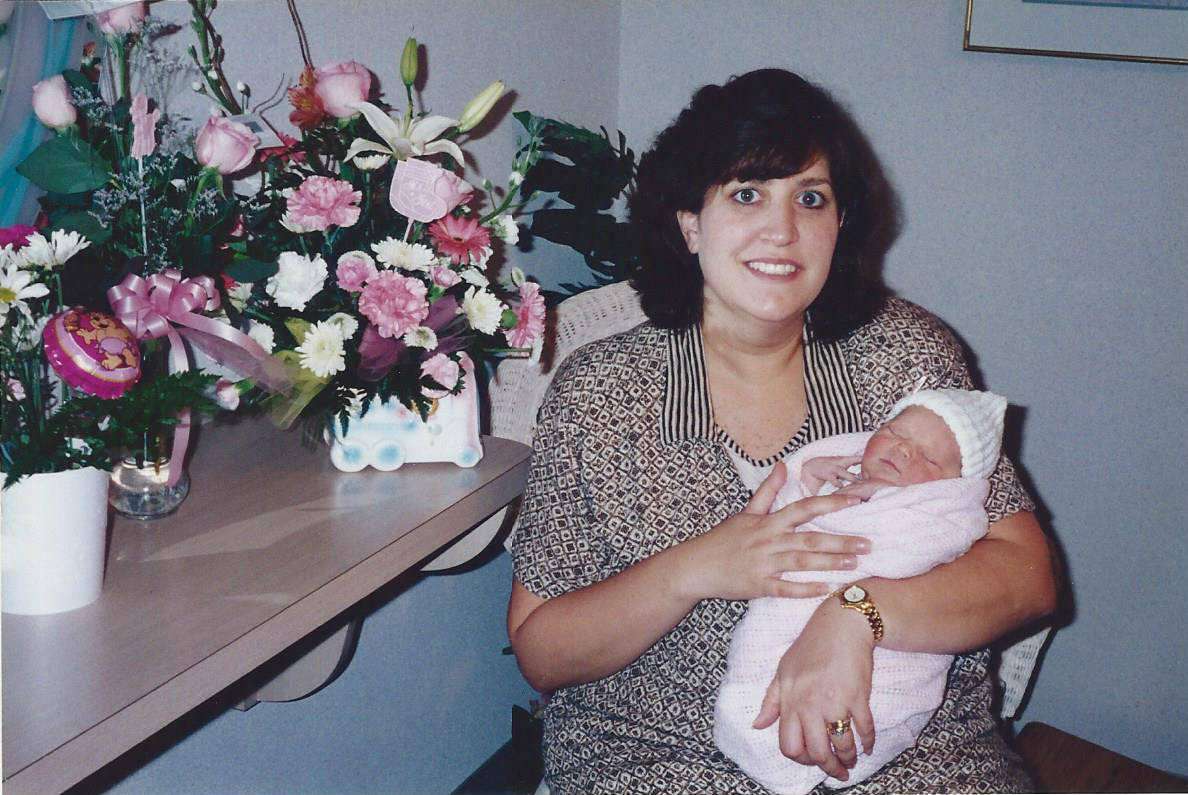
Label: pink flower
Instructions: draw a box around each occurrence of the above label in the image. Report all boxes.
[0,224,37,249]
[129,93,159,159]
[286,176,362,231]
[288,66,325,130]
[421,353,461,397]
[358,271,429,339]
[97,1,145,34]
[336,250,378,292]
[428,215,491,265]
[313,61,372,118]
[31,75,77,130]
[214,378,241,410]
[195,115,258,174]
[431,265,460,288]
[506,281,545,349]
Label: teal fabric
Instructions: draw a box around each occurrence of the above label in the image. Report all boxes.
[0,16,78,226]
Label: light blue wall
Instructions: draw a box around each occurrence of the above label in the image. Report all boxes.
[619,0,1188,776]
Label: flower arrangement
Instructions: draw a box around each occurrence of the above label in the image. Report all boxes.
[225,37,547,435]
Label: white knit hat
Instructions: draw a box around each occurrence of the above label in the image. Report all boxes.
[884,388,1008,479]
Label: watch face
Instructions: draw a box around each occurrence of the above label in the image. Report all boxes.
[843,584,867,603]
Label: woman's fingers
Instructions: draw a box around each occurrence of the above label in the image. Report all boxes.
[852,703,876,756]
[744,460,787,515]
[752,679,781,730]
[828,721,859,770]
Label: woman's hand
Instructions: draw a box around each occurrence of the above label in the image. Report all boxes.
[672,462,870,603]
[752,598,877,781]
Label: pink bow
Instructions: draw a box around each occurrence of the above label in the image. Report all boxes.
[107,270,278,485]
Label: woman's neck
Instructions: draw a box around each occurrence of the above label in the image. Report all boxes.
[700,309,806,380]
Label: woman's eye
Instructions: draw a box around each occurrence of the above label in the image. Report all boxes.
[732,187,760,205]
[798,190,828,208]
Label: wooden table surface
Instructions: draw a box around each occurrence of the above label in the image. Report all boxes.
[1,418,531,795]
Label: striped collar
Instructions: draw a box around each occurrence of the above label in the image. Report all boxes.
[661,323,862,464]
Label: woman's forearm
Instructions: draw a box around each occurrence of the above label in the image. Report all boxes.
[853,510,1058,654]
[508,544,700,692]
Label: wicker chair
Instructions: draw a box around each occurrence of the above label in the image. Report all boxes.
[487,279,1050,721]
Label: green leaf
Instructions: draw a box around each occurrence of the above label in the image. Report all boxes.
[16,135,111,194]
[53,210,112,245]
[225,257,278,283]
[284,318,312,345]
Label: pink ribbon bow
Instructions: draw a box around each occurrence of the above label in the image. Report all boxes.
[107,269,280,485]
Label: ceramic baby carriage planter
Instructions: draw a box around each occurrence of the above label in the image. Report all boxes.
[328,358,483,472]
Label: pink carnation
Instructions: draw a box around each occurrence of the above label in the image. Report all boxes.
[358,271,429,339]
[505,281,546,349]
[286,176,362,232]
[421,353,461,397]
[336,251,378,292]
[0,224,37,249]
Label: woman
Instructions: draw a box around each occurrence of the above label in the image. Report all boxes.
[508,69,1056,794]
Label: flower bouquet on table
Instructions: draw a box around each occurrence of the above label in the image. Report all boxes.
[12,1,282,514]
[226,39,547,471]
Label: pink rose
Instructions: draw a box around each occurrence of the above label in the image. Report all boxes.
[285,175,361,231]
[431,265,461,288]
[195,115,259,175]
[421,353,461,397]
[505,281,546,349]
[213,378,241,411]
[31,75,77,130]
[96,1,146,34]
[357,271,429,339]
[313,61,372,118]
[336,251,378,292]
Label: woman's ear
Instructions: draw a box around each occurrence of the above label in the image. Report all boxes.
[676,210,699,254]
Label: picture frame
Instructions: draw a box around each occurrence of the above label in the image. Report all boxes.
[964,0,1188,65]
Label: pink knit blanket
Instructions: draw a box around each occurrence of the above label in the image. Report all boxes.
[714,432,989,794]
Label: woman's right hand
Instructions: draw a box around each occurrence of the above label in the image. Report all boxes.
[673,462,870,602]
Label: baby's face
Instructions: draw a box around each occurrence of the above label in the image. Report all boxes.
[861,406,963,486]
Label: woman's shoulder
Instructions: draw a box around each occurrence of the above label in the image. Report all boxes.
[845,296,963,356]
[545,321,665,405]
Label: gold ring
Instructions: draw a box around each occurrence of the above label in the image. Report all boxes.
[827,717,852,736]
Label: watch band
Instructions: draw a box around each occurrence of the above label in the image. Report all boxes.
[835,584,885,644]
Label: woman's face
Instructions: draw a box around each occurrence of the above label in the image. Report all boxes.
[861,406,963,486]
[677,155,839,331]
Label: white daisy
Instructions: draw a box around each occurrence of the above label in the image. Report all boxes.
[326,311,359,340]
[18,230,91,270]
[296,320,346,379]
[402,325,438,349]
[352,154,390,171]
[461,286,504,335]
[0,262,50,323]
[371,238,435,272]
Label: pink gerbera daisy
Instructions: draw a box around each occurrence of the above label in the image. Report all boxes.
[428,214,491,265]
[286,175,362,231]
[505,281,546,349]
[357,271,429,339]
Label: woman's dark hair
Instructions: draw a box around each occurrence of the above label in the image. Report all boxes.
[628,68,889,342]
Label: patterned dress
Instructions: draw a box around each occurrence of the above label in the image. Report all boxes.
[511,297,1034,794]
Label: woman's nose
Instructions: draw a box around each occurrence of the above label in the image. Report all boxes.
[760,201,799,244]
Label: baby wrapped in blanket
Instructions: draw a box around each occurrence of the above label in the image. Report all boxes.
[714,388,1008,794]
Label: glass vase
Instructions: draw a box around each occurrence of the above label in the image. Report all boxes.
[108,431,190,520]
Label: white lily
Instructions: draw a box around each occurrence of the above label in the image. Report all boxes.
[345,100,464,165]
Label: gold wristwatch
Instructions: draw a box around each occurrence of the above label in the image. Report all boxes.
[835,584,884,644]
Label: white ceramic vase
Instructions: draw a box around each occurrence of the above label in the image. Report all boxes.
[1,466,110,615]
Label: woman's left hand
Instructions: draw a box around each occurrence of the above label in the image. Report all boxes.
[752,598,877,781]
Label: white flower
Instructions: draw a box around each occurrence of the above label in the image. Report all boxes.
[508,171,524,188]
[266,251,327,311]
[471,246,493,269]
[345,100,464,165]
[17,230,91,270]
[461,286,504,335]
[492,214,520,246]
[296,320,346,378]
[353,153,390,171]
[280,212,311,234]
[0,262,50,322]
[326,311,359,340]
[226,280,253,311]
[371,238,436,272]
[461,267,489,287]
[402,325,438,349]
[248,321,276,353]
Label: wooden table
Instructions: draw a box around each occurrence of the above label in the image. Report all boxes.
[1,419,531,795]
